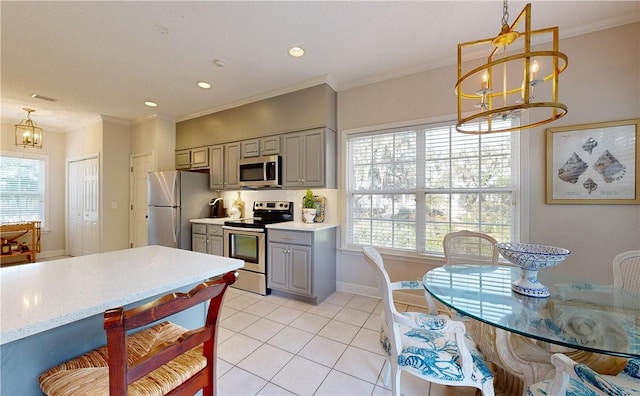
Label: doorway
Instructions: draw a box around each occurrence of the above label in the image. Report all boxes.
[130,153,154,248]
[67,155,99,256]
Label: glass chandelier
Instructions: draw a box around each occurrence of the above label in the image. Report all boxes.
[15,108,43,148]
[455,2,568,134]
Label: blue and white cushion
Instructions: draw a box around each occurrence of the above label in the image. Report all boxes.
[623,359,640,379]
[527,362,640,396]
[379,324,493,386]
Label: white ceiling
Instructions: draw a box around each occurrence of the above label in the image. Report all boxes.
[2,1,638,132]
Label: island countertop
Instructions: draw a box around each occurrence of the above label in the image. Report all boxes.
[0,245,243,345]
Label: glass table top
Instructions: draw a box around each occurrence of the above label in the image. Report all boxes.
[423,265,640,358]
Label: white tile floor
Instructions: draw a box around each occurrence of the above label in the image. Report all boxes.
[217,287,479,396]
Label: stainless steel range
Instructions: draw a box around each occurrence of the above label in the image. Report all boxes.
[223,201,293,295]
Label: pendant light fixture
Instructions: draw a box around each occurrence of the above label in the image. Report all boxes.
[455,2,568,134]
[15,108,43,148]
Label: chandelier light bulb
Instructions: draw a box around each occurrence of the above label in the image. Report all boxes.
[530,60,540,81]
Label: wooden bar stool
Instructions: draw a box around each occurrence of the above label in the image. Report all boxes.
[39,271,237,396]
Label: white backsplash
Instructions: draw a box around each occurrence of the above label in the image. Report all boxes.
[219,189,338,224]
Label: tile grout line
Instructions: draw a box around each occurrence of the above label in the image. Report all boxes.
[218,290,390,395]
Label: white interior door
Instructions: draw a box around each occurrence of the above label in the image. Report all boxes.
[130,153,154,248]
[67,156,99,256]
[68,161,83,256]
[82,157,99,255]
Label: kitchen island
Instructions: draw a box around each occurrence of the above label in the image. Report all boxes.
[0,245,243,395]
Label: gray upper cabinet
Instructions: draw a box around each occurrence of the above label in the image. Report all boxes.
[209,143,240,190]
[176,150,191,170]
[241,136,281,158]
[176,147,209,170]
[209,146,224,190]
[260,136,281,156]
[225,143,241,189]
[283,128,335,188]
[241,139,260,158]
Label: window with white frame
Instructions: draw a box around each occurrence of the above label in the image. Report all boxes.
[0,153,47,226]
[345,119,517,255]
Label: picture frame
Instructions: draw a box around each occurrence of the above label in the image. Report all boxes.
[546,119,640,204]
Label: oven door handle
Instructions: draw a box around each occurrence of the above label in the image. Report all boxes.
[223,226,266,233]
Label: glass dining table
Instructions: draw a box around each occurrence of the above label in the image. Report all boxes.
[423,264,640,395]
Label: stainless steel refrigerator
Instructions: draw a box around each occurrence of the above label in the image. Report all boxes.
[148,171,211,249]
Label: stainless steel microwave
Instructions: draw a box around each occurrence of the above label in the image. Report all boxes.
[238,155,282,188]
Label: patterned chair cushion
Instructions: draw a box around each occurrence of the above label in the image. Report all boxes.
[623,359,640,379]
[380,323,493,386]
[39,322,206,396]
[526,363,640,396]
[527,377,605,396]
[399,312,446,330]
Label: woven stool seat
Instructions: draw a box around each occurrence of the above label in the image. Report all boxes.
[39,322,205,396]
[39,271,237,396]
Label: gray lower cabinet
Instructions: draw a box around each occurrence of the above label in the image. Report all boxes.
[192,223,223,256]
[192,231,207,253]
[267,227,336,304]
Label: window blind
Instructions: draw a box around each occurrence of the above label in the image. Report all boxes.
[345,119,517,255]
[0,155,45,225]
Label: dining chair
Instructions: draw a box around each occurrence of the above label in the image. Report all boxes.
[443,230,499,267]
[612,250,640,381]
[39,271,237,396]
[613,250,640,293]
[526,353,640,396]
[426,230,499,315]
[362,246,495,396]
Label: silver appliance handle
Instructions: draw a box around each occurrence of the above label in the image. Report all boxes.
[223,225,266,233]
[173,208,179,244]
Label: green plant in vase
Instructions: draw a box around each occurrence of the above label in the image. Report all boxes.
[302,189,317,223]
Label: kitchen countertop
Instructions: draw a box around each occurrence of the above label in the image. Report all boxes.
[0,245,243,345]
[266,221,339,231]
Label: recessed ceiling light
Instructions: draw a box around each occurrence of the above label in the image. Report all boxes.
[144,101,158,107]
[197,81,212,89]
[288,46,305,58]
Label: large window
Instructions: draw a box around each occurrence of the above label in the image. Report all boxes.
[0,153,47,226]
[345,119,517,255]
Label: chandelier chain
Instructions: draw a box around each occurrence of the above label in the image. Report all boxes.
[501,0,510,26]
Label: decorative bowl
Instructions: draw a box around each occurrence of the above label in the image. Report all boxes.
[497,242,571,298]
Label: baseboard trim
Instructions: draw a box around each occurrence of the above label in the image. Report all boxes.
[336,281,428,308]
[39,249,67,259]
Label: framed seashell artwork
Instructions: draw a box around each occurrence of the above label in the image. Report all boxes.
[546,118,640,204]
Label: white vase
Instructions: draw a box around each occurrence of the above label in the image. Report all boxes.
[302,208,316,223]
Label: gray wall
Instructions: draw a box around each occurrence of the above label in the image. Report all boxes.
[176,84,337,149]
